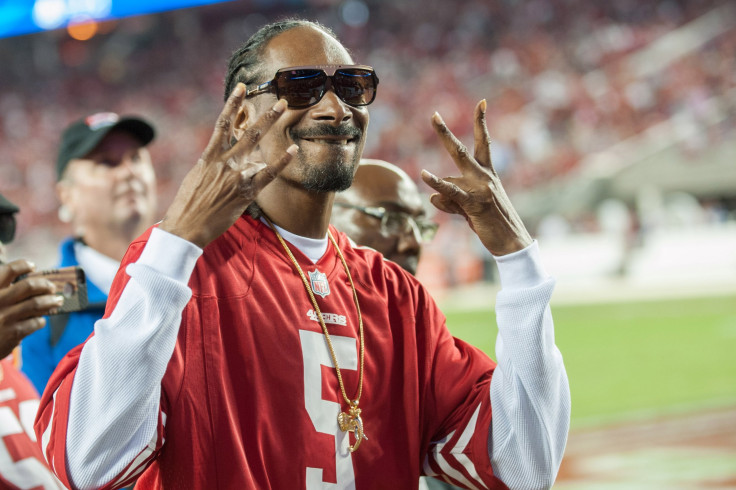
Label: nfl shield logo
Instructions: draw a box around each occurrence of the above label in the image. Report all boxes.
[308,269,330,298]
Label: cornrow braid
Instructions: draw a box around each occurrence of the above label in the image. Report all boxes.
[223,18,340,102]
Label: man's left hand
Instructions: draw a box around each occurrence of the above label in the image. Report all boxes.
[421,100,532,256]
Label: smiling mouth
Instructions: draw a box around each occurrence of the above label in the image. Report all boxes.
[301,136,355,145]
[115,187,146,200]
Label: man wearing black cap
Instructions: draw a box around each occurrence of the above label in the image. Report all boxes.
[0,193,66,488]
[21,112,157,394]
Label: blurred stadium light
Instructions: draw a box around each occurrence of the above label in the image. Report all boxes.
[0,0,235,38]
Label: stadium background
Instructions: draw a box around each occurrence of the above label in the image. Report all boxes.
[1,0,735,487]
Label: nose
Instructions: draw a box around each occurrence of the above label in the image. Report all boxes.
[310,88,352,124]
[396,219,421,255]
[113,153,141,179]
[113,160,134,180]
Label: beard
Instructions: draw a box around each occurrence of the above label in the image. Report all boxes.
[300,154,358,192]
[290,125,363,193]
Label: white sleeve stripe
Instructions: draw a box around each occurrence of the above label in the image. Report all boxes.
[111,426,159,486]
[449,403,489,490]
[111,412,167,486]
[41,386,59,467]
[453,402,481,452]
[453,453,488,490]
[429,430,482,490]
[428,430,453,469]
[426,404,491,490]
[435,452,481,490]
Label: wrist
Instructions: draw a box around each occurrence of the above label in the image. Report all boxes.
[493,236,533,256]
[137,227,203,282]
[158,218,206,249]
[480,232,533,257]
[493,240,549,289]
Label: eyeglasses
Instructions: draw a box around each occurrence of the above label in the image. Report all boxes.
[0,213,16,244]
[246,65,379,109]
[335,203,438,243]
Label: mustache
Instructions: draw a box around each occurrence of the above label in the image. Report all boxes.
[290,125,362,141]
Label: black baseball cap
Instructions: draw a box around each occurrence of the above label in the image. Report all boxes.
[56,112,155,180]
[0,193,19,215]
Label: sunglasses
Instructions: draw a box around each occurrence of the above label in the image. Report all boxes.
[246,65,379,109]
[334,203,438,243]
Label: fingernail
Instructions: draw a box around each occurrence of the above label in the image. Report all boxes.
[273,99,287,113]
[432,112,443,125]
[480,99,487,113]
[286,144,298,155]
[233,83,245,96]
[421,169,437,181]
[53,295,64,306]
[11,261,32,273]
[45,280,57,292]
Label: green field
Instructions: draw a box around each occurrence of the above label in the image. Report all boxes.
[444,295,736,426]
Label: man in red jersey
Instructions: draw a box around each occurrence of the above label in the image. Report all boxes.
[36,19,570,490]
[0,193,65,489]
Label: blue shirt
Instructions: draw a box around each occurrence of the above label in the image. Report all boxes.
[20,238,107,395]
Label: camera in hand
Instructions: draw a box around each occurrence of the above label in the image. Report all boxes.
[16,266,89,314]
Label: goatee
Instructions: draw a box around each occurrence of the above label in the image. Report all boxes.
[290,125,362,193]
[301,157,357,192]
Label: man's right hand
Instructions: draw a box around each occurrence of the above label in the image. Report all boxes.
[159,83,297,248]
[0,259,62,359]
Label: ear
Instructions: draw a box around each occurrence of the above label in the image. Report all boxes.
[56,180,75,224]
[232,100,255,142]
[232,100,266,162]
[56,179,71,207]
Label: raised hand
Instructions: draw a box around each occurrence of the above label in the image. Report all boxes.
[160,83,297,248]
[421,100,532,256]
[0,259,62,359]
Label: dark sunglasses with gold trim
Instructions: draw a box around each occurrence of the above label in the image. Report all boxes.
[246,65,379,109]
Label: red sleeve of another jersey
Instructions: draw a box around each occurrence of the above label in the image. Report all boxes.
[33,229,167,489]
[415,284,507,490]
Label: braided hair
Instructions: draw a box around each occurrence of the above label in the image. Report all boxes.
[223,19,340,102]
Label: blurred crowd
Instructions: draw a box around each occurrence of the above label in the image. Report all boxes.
[1,0,734,288]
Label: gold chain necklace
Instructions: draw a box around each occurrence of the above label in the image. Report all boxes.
[263,216,367,452]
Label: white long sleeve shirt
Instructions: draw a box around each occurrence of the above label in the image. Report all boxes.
[61,227,569,489]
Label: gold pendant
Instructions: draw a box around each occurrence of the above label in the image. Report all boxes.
[337,403,367,452]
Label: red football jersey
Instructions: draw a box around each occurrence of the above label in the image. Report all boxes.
[37,216,505,489]
[0,357,62,489]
